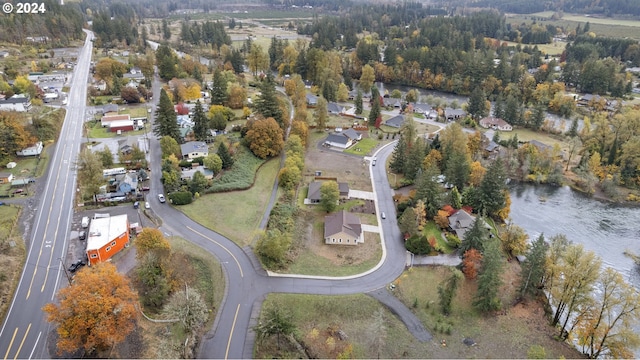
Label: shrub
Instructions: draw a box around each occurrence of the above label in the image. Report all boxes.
[445,233,461,248]
[206,145,265,193]
[405,235,431,255]
[179,160,192,168]
[169,191,193,205]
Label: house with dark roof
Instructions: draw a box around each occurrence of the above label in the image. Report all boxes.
[0,95,31,112]
[385,115,405,128]
[307,181,349,204]
[180,141,209,159]
[324,133,352,149]
[412,103,432,114]
[383,98,402,108]
[479,117,513,131]
[445,108,467,121]
[342,128,362,142]
[181,166,214,181]
[327,102,345,115]
[324,210,363,245]
[448,209,476,239]
[102,104,118,115]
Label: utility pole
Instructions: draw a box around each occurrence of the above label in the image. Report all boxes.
[58,258,72,285]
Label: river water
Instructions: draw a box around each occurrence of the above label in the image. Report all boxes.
[509,183,640,286]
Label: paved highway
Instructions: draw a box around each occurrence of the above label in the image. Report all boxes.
[0,30,94,359]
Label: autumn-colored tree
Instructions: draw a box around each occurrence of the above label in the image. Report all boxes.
[314,96,328,129]
[496,191,511,221]
[360,64,375,91]
[469,161,486,187]
[244,118,284,159]
[160,135,181,159]
[462,249,482,280]
[413,200,427,231]
[500,222,528,258]
[204,153,223,173]
[320,181,340,213]
[175,102,190,115]
[135,228,171,260]
[422,149,442,170]
[278,165,302,191]
[0,112,36,164]
[290,121,309,146]
[227,83,247,109]
[43,263,138,355]
[434,210,450,229]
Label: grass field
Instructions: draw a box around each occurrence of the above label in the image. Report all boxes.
[255,293,424,358]
[497,39,566,56]
[87,121,151,139]
[423,221,454,254]
[0,205,24,328]
[179,158,279,247]
[344,138,380,156]
[121,106,149,118]
[506,13,640,40]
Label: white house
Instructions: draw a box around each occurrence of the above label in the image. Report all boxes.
[479,117,513,131]
[16,141,43,156]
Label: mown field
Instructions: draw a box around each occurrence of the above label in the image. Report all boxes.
[507,13,640,40]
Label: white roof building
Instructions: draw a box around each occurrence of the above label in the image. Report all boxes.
[85,214,129,253]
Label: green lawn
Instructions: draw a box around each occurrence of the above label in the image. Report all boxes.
[179,158,279,247]
[344,138,379,156]
[87,121,151,139]
[121,106,149,118]
[423,221,454,254]
[0,205,20,243]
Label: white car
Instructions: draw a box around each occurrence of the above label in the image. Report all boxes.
[158,194,166,203]
[145,202,150,209]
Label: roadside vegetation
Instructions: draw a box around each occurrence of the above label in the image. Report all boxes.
[0,205,24,323]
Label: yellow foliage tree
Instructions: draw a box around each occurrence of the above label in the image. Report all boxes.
[228,83,247,109]
[496,191,511,221]
[135,228,171,260]
[42,263,138,355]
[423,149,442,170]
[469,161,486,187]
[434,210,450,229]
[245,118,284,159]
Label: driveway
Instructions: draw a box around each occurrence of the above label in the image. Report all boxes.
[349,189,376,200]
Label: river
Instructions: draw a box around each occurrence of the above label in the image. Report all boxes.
[509,183,640,286]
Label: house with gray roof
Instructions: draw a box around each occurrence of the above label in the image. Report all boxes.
[448,209,476,239]
[327,102,345,114]
[324,210,363,246]
[306,93,318,107]
[445,108,467,121]
[181,166,214,181]
[412,103,432,114]
[385,115,405,128]
[342,128,362,141]
[180,141,208,159]
[0,95,31,112]
[307,181,349,204]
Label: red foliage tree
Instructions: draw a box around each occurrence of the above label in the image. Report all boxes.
[374,116,382,128]
[442,205,456,216]
[462,249,483,280]
[175,102,189,115]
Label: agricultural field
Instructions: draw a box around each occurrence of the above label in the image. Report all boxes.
[506,13,640,40]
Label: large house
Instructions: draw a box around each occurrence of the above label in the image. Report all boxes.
[306,181,349,204]
[113,173,138,194]
[16,141,43,156]
[444,108,466,121]
[324,210,363,246]
[327,102,345,115]
[0,95,31,112]
[181,166,214,181]
[108,119,135,133]
[448,209,476,239]
[180,141,209,159]
[323,129,362,149]
[479,117,513,131]
[85,214,130,265]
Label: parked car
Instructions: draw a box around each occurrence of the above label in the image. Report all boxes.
[141,186,150,191]
[144,202,150,209]
[381,212,386,219]
[81,216,89,228]
[68,260,85,273]
[133,201,139,209]
[158,194,165,203]
[12,189,24,194]
[78,230,86,240]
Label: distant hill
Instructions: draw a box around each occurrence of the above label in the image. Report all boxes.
[428,0,640,17]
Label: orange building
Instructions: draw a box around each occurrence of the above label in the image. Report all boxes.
[85,214,130,266]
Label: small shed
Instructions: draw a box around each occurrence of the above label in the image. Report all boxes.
[6,162,16,169]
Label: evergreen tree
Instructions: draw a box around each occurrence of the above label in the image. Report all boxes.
[217,141,234,169]
[532,104,546,130]
[404,138,425,181]
[355,90,363,115]
[210,111,227,131]
[211,69,228,105]
[438,269,463,315]
[478,157,507,217]
[414,166,443,218]
[467,87,487,120]
[342,64,352,90]
[493,94,505,119]
[504,94,521,126]
[566,118,579,137]
[295,48,307,79]
[460,216,489,254]
[451,186,462,209]
[519,234,548,299]
[444,151,470,190]
[254,75,284,127]
[390,135,407,174]
[369,95,381,127]
[473,240,504,312]
[153,89,180,142]
[192,100,209,141]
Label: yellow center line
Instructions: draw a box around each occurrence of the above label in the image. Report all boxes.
[12,323,30,360]
[3,327,18,360]
[225,304,241,360]
[26,143,65,299]
[186,226,243,278]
